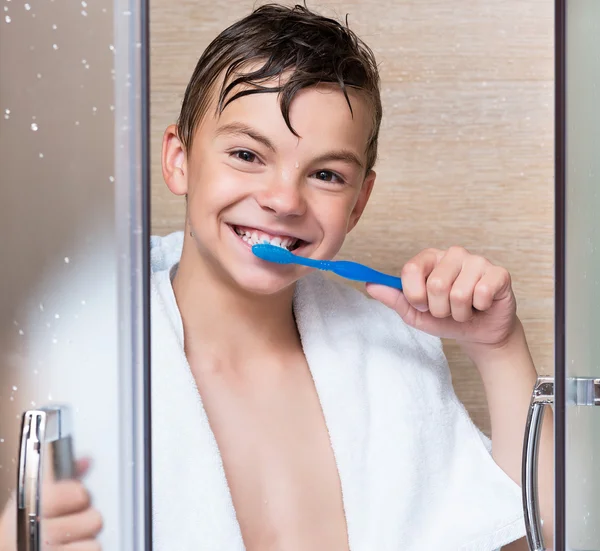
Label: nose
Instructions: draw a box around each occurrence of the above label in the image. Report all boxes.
[256,175,307,218]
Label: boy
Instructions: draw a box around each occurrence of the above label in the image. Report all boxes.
[0,3,553,550]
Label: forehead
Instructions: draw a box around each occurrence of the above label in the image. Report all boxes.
[200,75,373,159]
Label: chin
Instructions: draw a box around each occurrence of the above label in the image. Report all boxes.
[229,270,299,297]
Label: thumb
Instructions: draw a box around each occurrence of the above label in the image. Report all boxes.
[366,283,454,338]
[365,283,411,318]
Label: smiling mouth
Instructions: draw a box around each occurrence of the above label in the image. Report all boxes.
[230,225,306,252]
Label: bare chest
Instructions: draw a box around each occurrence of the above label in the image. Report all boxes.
[192,357,349,551]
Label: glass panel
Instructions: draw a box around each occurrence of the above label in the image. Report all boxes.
[565,0,600,549]
[0,0,149,549]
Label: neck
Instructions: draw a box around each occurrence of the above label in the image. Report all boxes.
[172,237,300,367]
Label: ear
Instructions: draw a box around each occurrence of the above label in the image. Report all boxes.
[162,124,188,196]
[347,169,376,233]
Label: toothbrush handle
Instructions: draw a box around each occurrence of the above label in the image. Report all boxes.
[329,260,403,289]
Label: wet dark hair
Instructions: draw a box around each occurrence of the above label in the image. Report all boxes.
[176,3,382,172]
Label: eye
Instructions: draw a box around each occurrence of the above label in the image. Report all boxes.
[312,170,345,185]
[231,149,259,164]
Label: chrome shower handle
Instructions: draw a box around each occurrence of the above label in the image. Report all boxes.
[522,376,600,551]
[16,406,75,551]
[522,376,554,551]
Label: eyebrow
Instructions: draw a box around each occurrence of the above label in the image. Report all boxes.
[310,150,364,171]
[215,122,276,152]
[215,122,365,171]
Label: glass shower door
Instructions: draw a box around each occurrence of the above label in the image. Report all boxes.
[521,2,600,550]
[562,1,600,549]
[0,0,151,549]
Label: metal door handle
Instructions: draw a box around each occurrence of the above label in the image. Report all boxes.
[522,376,600,551]
[522,376,554,551]
[16,406,75,551]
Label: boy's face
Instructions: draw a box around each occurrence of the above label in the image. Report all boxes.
[163,79,376,296]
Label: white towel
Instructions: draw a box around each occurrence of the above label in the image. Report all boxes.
[150,231,526,551]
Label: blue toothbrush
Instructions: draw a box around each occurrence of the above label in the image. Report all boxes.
[252,243,402,289]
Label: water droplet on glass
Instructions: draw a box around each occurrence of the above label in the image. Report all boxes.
[3,7,7,12]
[39,303,44,311]
[84,64,90,69]
[81,0,87,6]
[39,153,44,158]
[5,15,11,23]
[36,73,42,79]
[64,257,70,263]
[9,397,13,401]
[295,162,299,169]
[54,314,60,319]
[75,121,80,126]
[52,44,58,50]
[0,439,4,443]
[18,329,24,336]
[33,369,38,375]
[109,105,115,111]
[109,176,114,182]
[109,44,114,52]
[52,338,58,344]
[81,10,87,16]
[47,394,53,400]
[30,401,36,407]
[92,106,97,113]
[4,108,10,120]
[123,10,132,16]
[24,3,30,10]
[12,386,17,391]
[81,300,86,306]
[52,24,57,30]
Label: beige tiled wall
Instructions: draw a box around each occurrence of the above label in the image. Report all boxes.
[149,0,554,434]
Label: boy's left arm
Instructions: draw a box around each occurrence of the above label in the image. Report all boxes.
[465,317,554,548]
[366,246,554,547]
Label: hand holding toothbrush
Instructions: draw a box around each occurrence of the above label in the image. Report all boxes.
[364,246,519,356]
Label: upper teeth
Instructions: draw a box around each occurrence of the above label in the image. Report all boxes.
[235,227,297,250]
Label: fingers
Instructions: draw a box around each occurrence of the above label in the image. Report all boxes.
[36,457,101,550]
[448,255,487,322]
[400,248,444,312]
[57,541,102,551]
[43,480,91,518]
[473,265,512,311]
[425,251,465,318]
[400,247,507,321]
[43,507,103,546]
